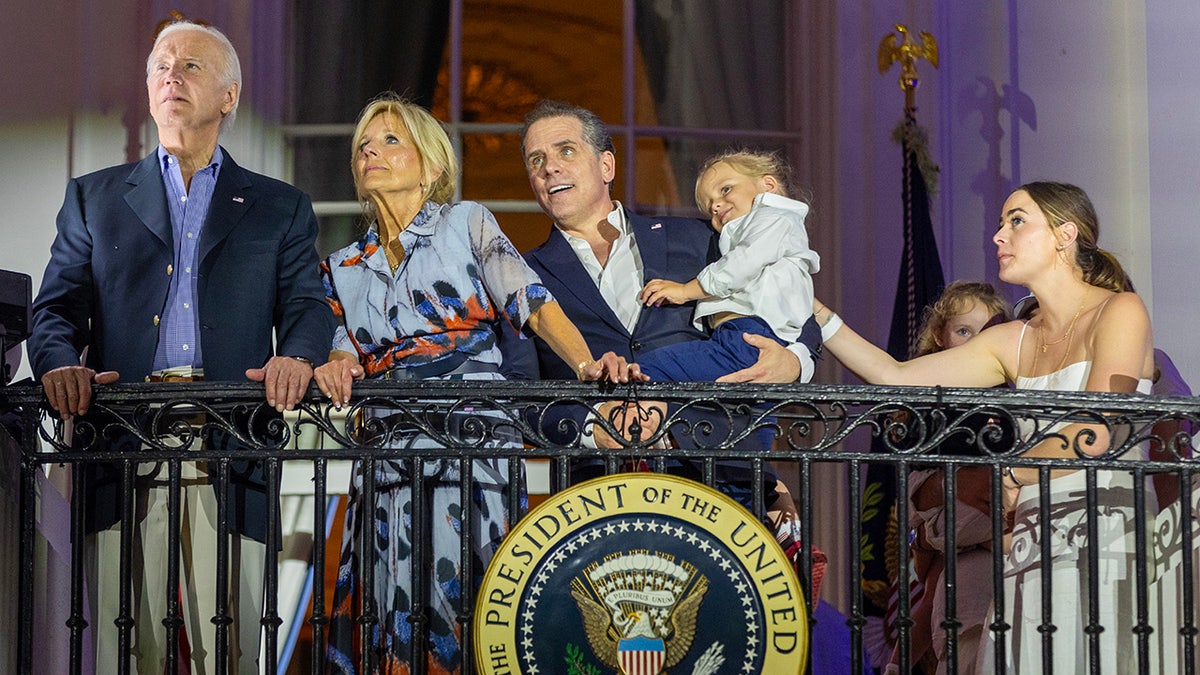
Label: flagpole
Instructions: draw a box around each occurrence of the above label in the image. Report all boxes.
[857,24,947,675]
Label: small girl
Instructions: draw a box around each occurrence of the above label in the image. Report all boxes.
[885,281,1011,675]
[636,149,822,382]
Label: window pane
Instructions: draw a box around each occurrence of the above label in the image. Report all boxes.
[447,1,624,124]
[459,132,531,202]
[293,136,355,203]
[315,214,360,259]
[633,0,787,131]
[492,212,555,255]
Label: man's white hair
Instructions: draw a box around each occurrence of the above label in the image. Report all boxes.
[146,21,242,132]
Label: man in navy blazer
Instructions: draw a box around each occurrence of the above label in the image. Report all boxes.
[28,20,333,673]
[503,100,810,495]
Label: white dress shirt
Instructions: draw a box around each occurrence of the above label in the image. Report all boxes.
[557,201,644,334]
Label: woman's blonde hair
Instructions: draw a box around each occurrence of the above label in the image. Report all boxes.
[914,281,1012,356]
[1019,181,1128,292]
[350,93,458,214]
[693,149,798,212]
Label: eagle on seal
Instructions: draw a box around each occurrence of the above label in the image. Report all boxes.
[570,576,709,671]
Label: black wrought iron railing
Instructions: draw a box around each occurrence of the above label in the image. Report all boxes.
[0,380,1197,674]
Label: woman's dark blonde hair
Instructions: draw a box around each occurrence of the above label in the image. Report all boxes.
[693,149,797,212]
[914,281,1012,356]
[1019,181,1128,292]
[350,93,458,216]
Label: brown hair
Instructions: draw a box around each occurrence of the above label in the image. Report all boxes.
[1018,181,1129,292]
[914,281,1012,356]
[519,100,615,158]
[350,93,458,212]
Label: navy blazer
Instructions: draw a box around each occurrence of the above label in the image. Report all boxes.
[29,148,336,540]
[500,209,778,490]
[506,209,711,378]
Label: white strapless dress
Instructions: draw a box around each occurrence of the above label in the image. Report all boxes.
[980,360,1157,674]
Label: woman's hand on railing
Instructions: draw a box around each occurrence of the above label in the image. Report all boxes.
[314,353,364,408]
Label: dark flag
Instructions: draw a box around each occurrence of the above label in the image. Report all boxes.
[886,115,945,362]
[859,111,945,670]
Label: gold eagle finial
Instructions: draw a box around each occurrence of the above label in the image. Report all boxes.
[878,24,939,112]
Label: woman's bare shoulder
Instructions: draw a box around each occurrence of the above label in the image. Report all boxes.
[1094,290,1150,328]
[1103,289,1148,312]
[977,317,1027,345]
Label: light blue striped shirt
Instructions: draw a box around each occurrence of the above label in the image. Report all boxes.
[152,144,222,371]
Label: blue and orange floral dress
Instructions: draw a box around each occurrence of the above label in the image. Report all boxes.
[323,200,548,674]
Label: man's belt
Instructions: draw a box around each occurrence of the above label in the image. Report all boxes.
[148,367,205,382]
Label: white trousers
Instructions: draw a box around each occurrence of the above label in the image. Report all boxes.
[87,464,265,675]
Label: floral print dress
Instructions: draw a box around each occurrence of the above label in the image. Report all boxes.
[323,201,547,674]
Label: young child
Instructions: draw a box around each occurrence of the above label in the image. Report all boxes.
[636,149,822,382]
[884,281,1011,675]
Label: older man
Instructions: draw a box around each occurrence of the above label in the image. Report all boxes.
[29,19,334,673]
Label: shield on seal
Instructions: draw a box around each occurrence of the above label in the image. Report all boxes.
[617,636,665,675]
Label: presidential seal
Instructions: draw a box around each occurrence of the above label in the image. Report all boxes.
[474,473,808,674]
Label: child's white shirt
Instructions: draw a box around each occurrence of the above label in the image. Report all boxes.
[694,192,820,380]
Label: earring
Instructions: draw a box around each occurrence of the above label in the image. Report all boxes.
[1056,244,1065,251]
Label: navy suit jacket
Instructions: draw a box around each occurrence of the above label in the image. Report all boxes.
[500,208,778,489]
[507,209,711,378]
[29,148,336,540]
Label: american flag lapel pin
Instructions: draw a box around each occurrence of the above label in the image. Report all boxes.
[650,222,662,230]
[232,196,245,203]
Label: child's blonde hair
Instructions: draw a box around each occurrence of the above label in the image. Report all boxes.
[693,149,794,212]
[914,281,1012,357]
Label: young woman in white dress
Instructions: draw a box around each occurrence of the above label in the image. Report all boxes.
[813,182,1158,673]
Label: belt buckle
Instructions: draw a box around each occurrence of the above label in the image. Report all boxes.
[151,366,204,382]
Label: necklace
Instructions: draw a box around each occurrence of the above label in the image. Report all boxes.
[385,238,406,274]
[1029,293,1088,375]
[1037,296,1085,353]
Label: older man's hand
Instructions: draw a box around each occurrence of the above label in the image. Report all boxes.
[246,356,314,412]
[41,366,120,419]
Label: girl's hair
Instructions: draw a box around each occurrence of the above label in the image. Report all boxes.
[350,92,458,212]
[1018,181,1129,292]
[693,149,797,211]
[914,281,1012,356]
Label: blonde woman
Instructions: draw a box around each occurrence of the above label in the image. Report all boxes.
[316,93,627,673]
